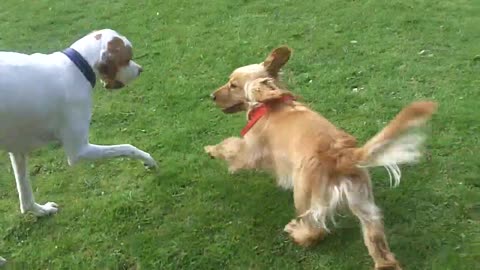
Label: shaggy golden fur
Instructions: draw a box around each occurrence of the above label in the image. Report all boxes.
[205,46,437,270]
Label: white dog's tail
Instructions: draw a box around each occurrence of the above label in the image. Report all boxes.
[352,101,437,186]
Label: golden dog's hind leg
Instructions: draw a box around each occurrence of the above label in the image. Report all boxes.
[204,137,253,173]
[344,179,402,270]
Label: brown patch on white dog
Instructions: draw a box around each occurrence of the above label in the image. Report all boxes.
[96,37,133,89]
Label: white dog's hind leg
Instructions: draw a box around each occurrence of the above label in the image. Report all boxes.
[68,143,157,168]
[10,153,58,216]
[0,256,6,266]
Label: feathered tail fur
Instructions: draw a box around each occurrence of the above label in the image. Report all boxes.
[353,101,437,186]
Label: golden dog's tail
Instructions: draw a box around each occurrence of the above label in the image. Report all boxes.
[352,101,437,186]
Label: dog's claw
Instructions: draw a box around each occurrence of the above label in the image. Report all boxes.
[143,162,158,169]
[144,162,158,169]
[143,155,158,168]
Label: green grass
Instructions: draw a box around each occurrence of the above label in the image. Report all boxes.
[1,0,479,269]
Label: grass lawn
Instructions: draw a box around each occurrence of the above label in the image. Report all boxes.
[1,0,479,269]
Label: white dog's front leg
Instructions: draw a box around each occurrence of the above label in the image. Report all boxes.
[68,143,157,168]
[0,256,6,266]
[9,153,58,216]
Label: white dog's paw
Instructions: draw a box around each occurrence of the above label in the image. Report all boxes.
[143,154,158,168]
[0,256,6,267]
[29,202,59,217]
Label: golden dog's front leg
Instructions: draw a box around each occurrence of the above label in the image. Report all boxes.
[204,137,252,173]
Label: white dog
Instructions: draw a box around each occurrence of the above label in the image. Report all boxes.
[0,29,157,265]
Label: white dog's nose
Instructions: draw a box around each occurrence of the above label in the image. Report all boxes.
[138,66,144,74]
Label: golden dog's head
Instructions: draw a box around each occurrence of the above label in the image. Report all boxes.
[210,46,292,113]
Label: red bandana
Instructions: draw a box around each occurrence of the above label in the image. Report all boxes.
[240,95,295,137]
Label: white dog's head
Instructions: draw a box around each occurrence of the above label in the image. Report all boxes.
[91,29,143,89]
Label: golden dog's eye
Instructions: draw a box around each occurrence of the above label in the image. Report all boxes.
[230,83,237,88]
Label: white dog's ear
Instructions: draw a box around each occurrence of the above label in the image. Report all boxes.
[96,49,116,81]
[262,46,292,77]
[97,37,131,73]
[95,37,132,89]
[248,78,293,103]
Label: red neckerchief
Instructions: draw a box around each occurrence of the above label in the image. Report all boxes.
[240,95,295,137]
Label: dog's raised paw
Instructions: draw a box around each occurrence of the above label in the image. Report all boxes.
[30,202,59,217]
[284,219,324,247]
[143,155,158,168]
[283,219,299,233]
[204,145,216,158]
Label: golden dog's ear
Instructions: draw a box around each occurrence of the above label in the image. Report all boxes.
[263,46,292,77]
[249,78,293,103]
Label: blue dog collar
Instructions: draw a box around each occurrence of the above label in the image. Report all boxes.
[61,48,96,88]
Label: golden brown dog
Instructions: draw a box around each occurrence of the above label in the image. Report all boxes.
[205,46,437,270]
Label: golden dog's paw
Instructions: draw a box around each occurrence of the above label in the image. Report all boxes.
[227,165,240,174]
[284,219,325,247]
[204,145,217,158]
[284,219,299,233]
